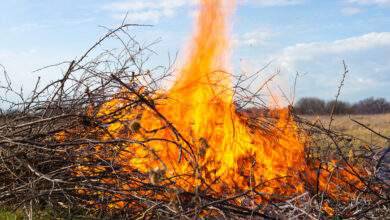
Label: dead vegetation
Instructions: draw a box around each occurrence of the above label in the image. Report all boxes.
[302,114,390,148]
[0,25,388,219]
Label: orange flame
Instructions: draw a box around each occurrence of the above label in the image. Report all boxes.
[67,0,369,214]
[96,0,307,196]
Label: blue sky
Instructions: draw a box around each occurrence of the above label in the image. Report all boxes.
[1,0,389,102]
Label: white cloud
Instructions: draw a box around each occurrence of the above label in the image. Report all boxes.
[104,0,306,22]
[341,7,362,15]
[276,32,390,70]
[347,0,390,6]
[112,10,169,23]
[103,0,197,23]
[9,18,94,33]
[262,32,390,99]
[234,29,274,47]
[341,0,390,16]
[9,23,51,32]
[245,0,305,7]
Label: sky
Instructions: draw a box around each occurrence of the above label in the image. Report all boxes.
[0,0,389,102]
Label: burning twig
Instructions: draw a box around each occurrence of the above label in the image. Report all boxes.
[0,8,388,219]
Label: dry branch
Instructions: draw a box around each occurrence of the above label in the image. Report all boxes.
[0,24,388,219]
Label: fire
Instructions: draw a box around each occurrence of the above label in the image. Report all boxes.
[67,0,368,215]
[96,0,307,195]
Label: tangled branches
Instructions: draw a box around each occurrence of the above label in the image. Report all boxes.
[0,25,388,219]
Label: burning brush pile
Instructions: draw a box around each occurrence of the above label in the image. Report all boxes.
[0,1,388,219]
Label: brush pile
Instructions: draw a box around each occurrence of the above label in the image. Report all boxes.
[0,25,388,219]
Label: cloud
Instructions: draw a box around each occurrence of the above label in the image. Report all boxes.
[341,0,390,16]
[104,0,306,23]
[112,10,170,23]
[245,0,305,7]
[341,7,362,15]
[8,18,94,33]
[267,32,390,99]
[234,29,274,47]
[9,23,51,32]
[276,32,390,70]
[346,0,390,6]
[103,0,197,23]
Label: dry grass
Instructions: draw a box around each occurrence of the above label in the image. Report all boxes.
[303,113,390,147]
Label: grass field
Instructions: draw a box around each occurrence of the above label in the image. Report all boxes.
[303,113,390,148]
[0,209,52,220]
[0,210,23,220]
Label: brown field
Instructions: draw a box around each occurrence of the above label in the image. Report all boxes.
[303,113,390,148]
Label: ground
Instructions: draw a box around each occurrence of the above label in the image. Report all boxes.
[302,113,390,148]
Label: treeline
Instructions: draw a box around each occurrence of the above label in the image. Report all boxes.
[2,97,389,116]
[294,97,390,115]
